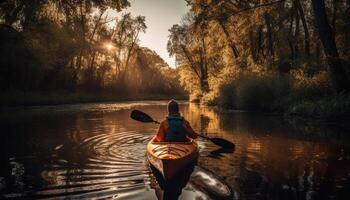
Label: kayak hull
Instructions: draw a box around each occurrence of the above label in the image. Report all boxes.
[147,136,198,180]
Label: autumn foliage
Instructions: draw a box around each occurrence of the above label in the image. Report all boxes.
[0,0,184,97]
[168,0,349,117]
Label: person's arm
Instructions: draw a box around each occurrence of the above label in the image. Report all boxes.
[155,120,167,142]
[183,120,198,139]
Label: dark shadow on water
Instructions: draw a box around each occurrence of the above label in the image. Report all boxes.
[150,162,195,200]
[208,147,235,159]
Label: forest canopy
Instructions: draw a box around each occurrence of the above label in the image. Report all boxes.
[0,0,184,98]
[168,0,349,117]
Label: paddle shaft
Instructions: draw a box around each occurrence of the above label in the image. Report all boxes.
[196,134,210,140]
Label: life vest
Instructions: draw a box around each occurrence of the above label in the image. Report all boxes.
[164,115,186,142]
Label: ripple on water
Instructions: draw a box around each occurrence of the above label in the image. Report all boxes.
[25,132,154,199]
[2,130,233,199]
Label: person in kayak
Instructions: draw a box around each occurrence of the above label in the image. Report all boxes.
[155,99,197,142]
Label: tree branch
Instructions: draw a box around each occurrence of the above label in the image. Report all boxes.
[230,0,286,17]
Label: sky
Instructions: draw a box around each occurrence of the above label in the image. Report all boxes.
[115,0,189,67]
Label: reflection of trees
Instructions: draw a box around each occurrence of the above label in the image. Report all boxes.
[287,118,350,147]
[185,103,220,134]
[2,103,350,199]
[183,103,350,199]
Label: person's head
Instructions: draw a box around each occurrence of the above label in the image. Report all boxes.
[167,99,179,115]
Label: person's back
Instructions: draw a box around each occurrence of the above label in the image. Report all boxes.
[155,100,197,142]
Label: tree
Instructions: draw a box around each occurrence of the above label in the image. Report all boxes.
[311,0,349,92]
[111,13,146,87]
[175,0,350,103]
[168,20,210,93]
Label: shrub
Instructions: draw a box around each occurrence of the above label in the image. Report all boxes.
[289,70,332,101]
[201,91,219,106]
[287,94,350,120]
[218,73,291,111]
[218,81,237,109]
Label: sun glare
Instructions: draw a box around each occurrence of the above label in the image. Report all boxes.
[105,43,114,51]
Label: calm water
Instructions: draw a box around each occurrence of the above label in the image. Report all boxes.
[0,101,350,200]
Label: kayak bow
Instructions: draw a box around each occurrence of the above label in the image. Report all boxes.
[147,136,199,180]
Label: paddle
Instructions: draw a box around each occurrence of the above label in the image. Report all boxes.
[130,109,235,149]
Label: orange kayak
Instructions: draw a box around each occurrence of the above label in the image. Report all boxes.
[147,136,199,180]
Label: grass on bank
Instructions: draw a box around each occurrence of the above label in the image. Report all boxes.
[287,95,350,120]
[0,91,188,106]
[202,72,350,121]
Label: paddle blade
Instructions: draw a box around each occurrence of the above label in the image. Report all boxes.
[210,138,235,149]
[130,110,155,123]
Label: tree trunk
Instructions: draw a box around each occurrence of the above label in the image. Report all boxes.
[294,9,300,58]
[264,13,274,58]
[257,25,265,58]
[249,31,258,61]
[332,0,339,32]
[181,45,201,80]
[288,4,295,60]
[218,20,239,58]
[200,34,209,93]
[200,78,209,93]
[88,51,97,84]
[120,31,139,86]
[295,0,310,57]
[311,0,349,92]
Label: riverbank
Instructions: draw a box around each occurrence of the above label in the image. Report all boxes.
[197,74,350,122]
[284,95,350,121]
[212,94,350,122]
[0,91,188,107]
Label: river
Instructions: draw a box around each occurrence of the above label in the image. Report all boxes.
[0,101,349,199]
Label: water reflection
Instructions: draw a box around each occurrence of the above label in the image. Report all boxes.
[150,164,233,200]
[0,101,350,199]
[150,163,194,200]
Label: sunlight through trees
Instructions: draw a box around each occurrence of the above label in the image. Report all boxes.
[167,0,349,117]
[0,0,184,96]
